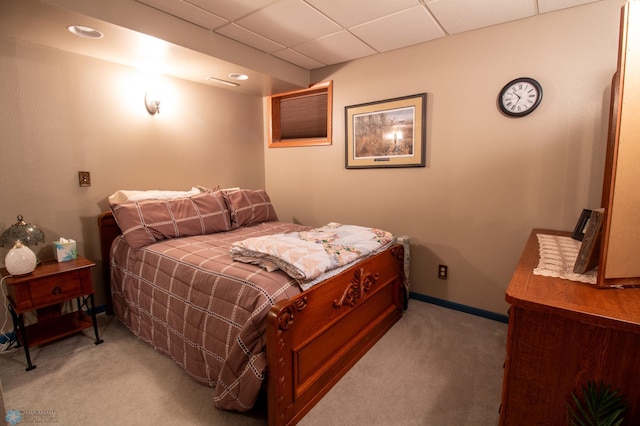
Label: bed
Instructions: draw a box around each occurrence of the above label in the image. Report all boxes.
[97,187,407,425]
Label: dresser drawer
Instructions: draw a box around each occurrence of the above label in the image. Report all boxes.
[29,271,83,307]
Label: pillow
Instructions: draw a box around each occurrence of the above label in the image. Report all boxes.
[111,190,231,249]
[107,186,207,204]
[223,189,278,228]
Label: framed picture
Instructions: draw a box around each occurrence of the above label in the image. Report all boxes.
[571,209,592,241]
[345,93,427,169]
[573,209,604,274]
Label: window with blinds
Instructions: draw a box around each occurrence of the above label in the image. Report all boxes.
[269,81,332,147]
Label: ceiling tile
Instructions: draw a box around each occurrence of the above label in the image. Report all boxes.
[236,0,341,46]
[305,0,419,28]
[350,6,445,53]
[12,0,608,82]
[425,0,536,35]
[537,0,601,14]
[216,23,285,53]
[186,0,279,21]
[272,48,326,69]
[293,31,377,65]
[137,0,227,30]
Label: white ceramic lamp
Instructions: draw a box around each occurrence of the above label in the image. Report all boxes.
[5,241,37,275]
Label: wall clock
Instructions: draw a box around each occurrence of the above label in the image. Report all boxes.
[498,77,543,117]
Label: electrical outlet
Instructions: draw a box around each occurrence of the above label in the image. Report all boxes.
[438,264,448,280]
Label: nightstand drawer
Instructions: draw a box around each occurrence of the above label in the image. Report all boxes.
[30,272,83,307]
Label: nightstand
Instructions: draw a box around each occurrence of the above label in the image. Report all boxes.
[2,256,104,371]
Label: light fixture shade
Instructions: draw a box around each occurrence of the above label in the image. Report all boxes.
[4,241,37,275]
[145,90,161,115]
[0,215,45,247]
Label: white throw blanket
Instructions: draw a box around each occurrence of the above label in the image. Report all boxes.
[230,222,394,282]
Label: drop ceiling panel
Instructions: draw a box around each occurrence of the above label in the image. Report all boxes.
[305,0,420,28]
[537,0,601,14]
[187,0,279,21]
[351,6,445,53]
[137,0,227,30]
[236,0,341,47]
[216,23,285,53]
[425,0,536,35]
[293,30,377,66]
[272,48,325,69]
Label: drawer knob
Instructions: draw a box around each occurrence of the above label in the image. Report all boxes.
[52,286,62,295]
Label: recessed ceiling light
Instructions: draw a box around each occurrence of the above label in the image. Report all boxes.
[228,73,249,81]
[206,76,240,87]
[67,25,103,39]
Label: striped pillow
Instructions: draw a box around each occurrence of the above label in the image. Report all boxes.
[223,189,278,229]
[111,190,232,249]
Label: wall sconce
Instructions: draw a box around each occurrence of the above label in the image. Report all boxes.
[144,90,161,115]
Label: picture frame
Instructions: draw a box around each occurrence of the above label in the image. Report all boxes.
[345,93,426,169]
[571,209,592,241]
[573,209,604,274]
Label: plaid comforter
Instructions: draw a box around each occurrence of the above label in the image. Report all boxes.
[110,221,310,411]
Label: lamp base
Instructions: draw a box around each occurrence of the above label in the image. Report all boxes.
[4,242,37,276]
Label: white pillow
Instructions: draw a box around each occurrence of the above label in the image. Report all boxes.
[108,187,204,204]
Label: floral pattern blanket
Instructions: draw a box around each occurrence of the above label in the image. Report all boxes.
[230,222,394,283]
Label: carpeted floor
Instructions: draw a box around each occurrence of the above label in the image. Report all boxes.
[0,300,507,425]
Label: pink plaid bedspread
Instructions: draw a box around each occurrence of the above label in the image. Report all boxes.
[110,221,310,411]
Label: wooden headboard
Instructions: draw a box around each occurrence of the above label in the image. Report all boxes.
[97,211,120,315]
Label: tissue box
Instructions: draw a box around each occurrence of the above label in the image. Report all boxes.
[53,239,77,262]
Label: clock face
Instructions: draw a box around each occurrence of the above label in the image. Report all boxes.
[499,78,542,117]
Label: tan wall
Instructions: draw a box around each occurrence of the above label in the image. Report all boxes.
[265,0,623,315]
[0,36,265,330]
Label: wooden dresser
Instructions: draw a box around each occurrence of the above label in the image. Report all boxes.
[500,229,640,425]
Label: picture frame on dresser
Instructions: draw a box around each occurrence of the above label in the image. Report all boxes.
[571,209,592,241]
[573,209,604,274]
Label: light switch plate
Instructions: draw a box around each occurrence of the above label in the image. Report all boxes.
[78,171,91,187]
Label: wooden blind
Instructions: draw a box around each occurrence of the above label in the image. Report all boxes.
[279,92,328,139]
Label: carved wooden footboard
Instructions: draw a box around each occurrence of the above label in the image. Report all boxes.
[266,245,405,426]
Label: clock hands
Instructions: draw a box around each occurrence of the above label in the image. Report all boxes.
[511,89,522,107]
[508,85,536,110]
[505,88,523,111]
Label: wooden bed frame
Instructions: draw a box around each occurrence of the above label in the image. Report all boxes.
[98,211,405,426]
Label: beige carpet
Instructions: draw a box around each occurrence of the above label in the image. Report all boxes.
[0,300,507,425]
